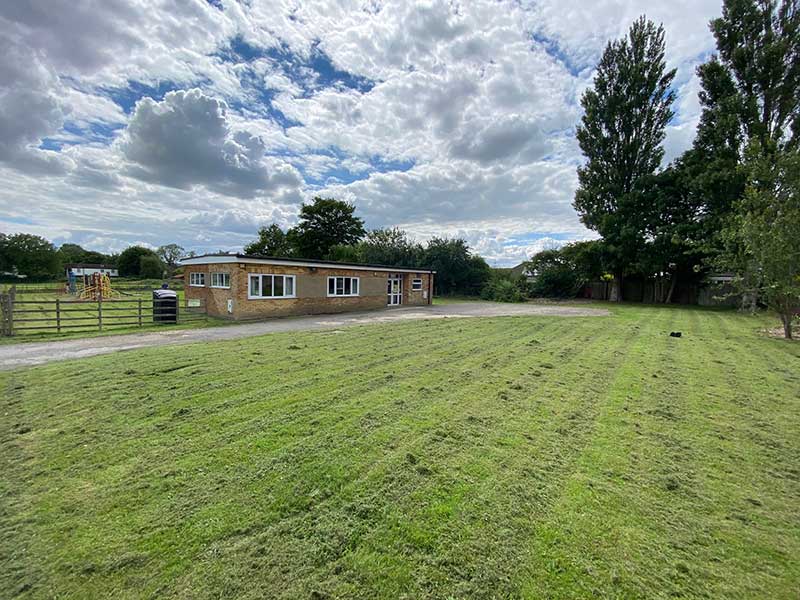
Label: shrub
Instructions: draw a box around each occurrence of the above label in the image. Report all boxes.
[481,274,529,302]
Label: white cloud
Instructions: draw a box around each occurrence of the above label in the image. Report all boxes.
[119,88,303,197]
[0,0,724,265]
[0,37,72,173]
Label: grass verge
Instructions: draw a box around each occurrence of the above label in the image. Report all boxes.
[1,304,798,598]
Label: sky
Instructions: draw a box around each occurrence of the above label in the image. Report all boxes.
[0,0,723,266]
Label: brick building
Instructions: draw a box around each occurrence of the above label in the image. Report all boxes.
[179,254,435,320]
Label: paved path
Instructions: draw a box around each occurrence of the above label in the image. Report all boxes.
[0,302,608,370]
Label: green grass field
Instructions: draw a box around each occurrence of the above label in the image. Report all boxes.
[1,304,798,598]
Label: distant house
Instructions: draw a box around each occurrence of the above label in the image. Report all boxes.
[65,263,119,278]
[1,268,27,279]
[510,262,536,282]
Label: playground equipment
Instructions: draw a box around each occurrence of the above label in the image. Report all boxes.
[78,272,121,301]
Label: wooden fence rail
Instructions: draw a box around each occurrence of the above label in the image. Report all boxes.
[0,288,205,336]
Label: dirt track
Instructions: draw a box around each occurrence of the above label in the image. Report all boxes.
[0,301,609,370]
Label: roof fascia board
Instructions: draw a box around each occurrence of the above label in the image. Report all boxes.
[179,255,435,274]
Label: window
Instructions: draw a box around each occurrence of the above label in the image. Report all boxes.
[248,274,296,299]
[412,278,423,291]
[189,272,205,287]
[327,276,359,297]
[210,272,230,288]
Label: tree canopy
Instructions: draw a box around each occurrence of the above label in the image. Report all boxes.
[156,244,185,275]
[117,246,161,278]
[573,17,676,300]
[291,197,366,259]
[0,233,60,280]
[735,146,800,338]
[244,225,294,257]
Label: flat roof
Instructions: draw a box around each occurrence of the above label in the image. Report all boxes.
[179,253,435,274]
[65,263,117,269]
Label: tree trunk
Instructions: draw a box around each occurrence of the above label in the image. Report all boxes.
[609,274,623,302]
[665,274,678,304]
[781,313,793,339]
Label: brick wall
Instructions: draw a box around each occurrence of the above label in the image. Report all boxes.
[184,263,434,320]
[401,272,433,306]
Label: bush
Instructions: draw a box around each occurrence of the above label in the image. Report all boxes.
[481,274,529,302]
[530,266,581,298]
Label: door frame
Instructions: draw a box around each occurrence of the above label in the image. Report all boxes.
[387,274,403,306]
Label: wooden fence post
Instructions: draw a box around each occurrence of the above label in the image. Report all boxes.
[56,297,61,334]
[8,286,15,336]
[138,298,143,327]
[98,296,103,332]
[0,292,7,337]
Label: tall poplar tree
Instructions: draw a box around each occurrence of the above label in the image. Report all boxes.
[573,17,676,301]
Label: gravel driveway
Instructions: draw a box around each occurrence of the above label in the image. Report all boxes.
[0,302,608,370]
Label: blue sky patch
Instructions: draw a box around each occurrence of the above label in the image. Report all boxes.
[221,36,376,97]
[103,80,185,114]
[531,32,588,78]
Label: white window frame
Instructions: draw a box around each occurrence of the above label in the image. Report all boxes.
[327,276,360,297]
[411,278,423,291]
[210,272,230,289]
[189,272,206,287]
[247,274,296,299]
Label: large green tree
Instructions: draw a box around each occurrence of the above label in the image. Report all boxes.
[0,233,60,280]
[117,246,160,278]
[422,238,491,296]
[57,243,114,270]
[326,228,423,267]
[139,254,165,280]
[573,17,676,301]
[291,197,365,259]
[359,228,422,266]
[244,225,294,257]
[156,244,185,276]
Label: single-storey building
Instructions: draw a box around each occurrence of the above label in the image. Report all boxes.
[179,254,435,319]
[65,263,119,277]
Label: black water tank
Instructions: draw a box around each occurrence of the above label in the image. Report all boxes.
[153,289,178,324]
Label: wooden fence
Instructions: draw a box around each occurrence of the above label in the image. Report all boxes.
[0,287,205,336]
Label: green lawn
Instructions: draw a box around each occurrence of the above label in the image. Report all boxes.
[1,304,798,599]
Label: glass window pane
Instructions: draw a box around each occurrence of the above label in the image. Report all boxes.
[285,276,294,296]
[352,279,358,295]
[274,275,284,297]
[344,278,351,295]
[328,278,334,295]
[249,276,259,297]
[336,277,344,295]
